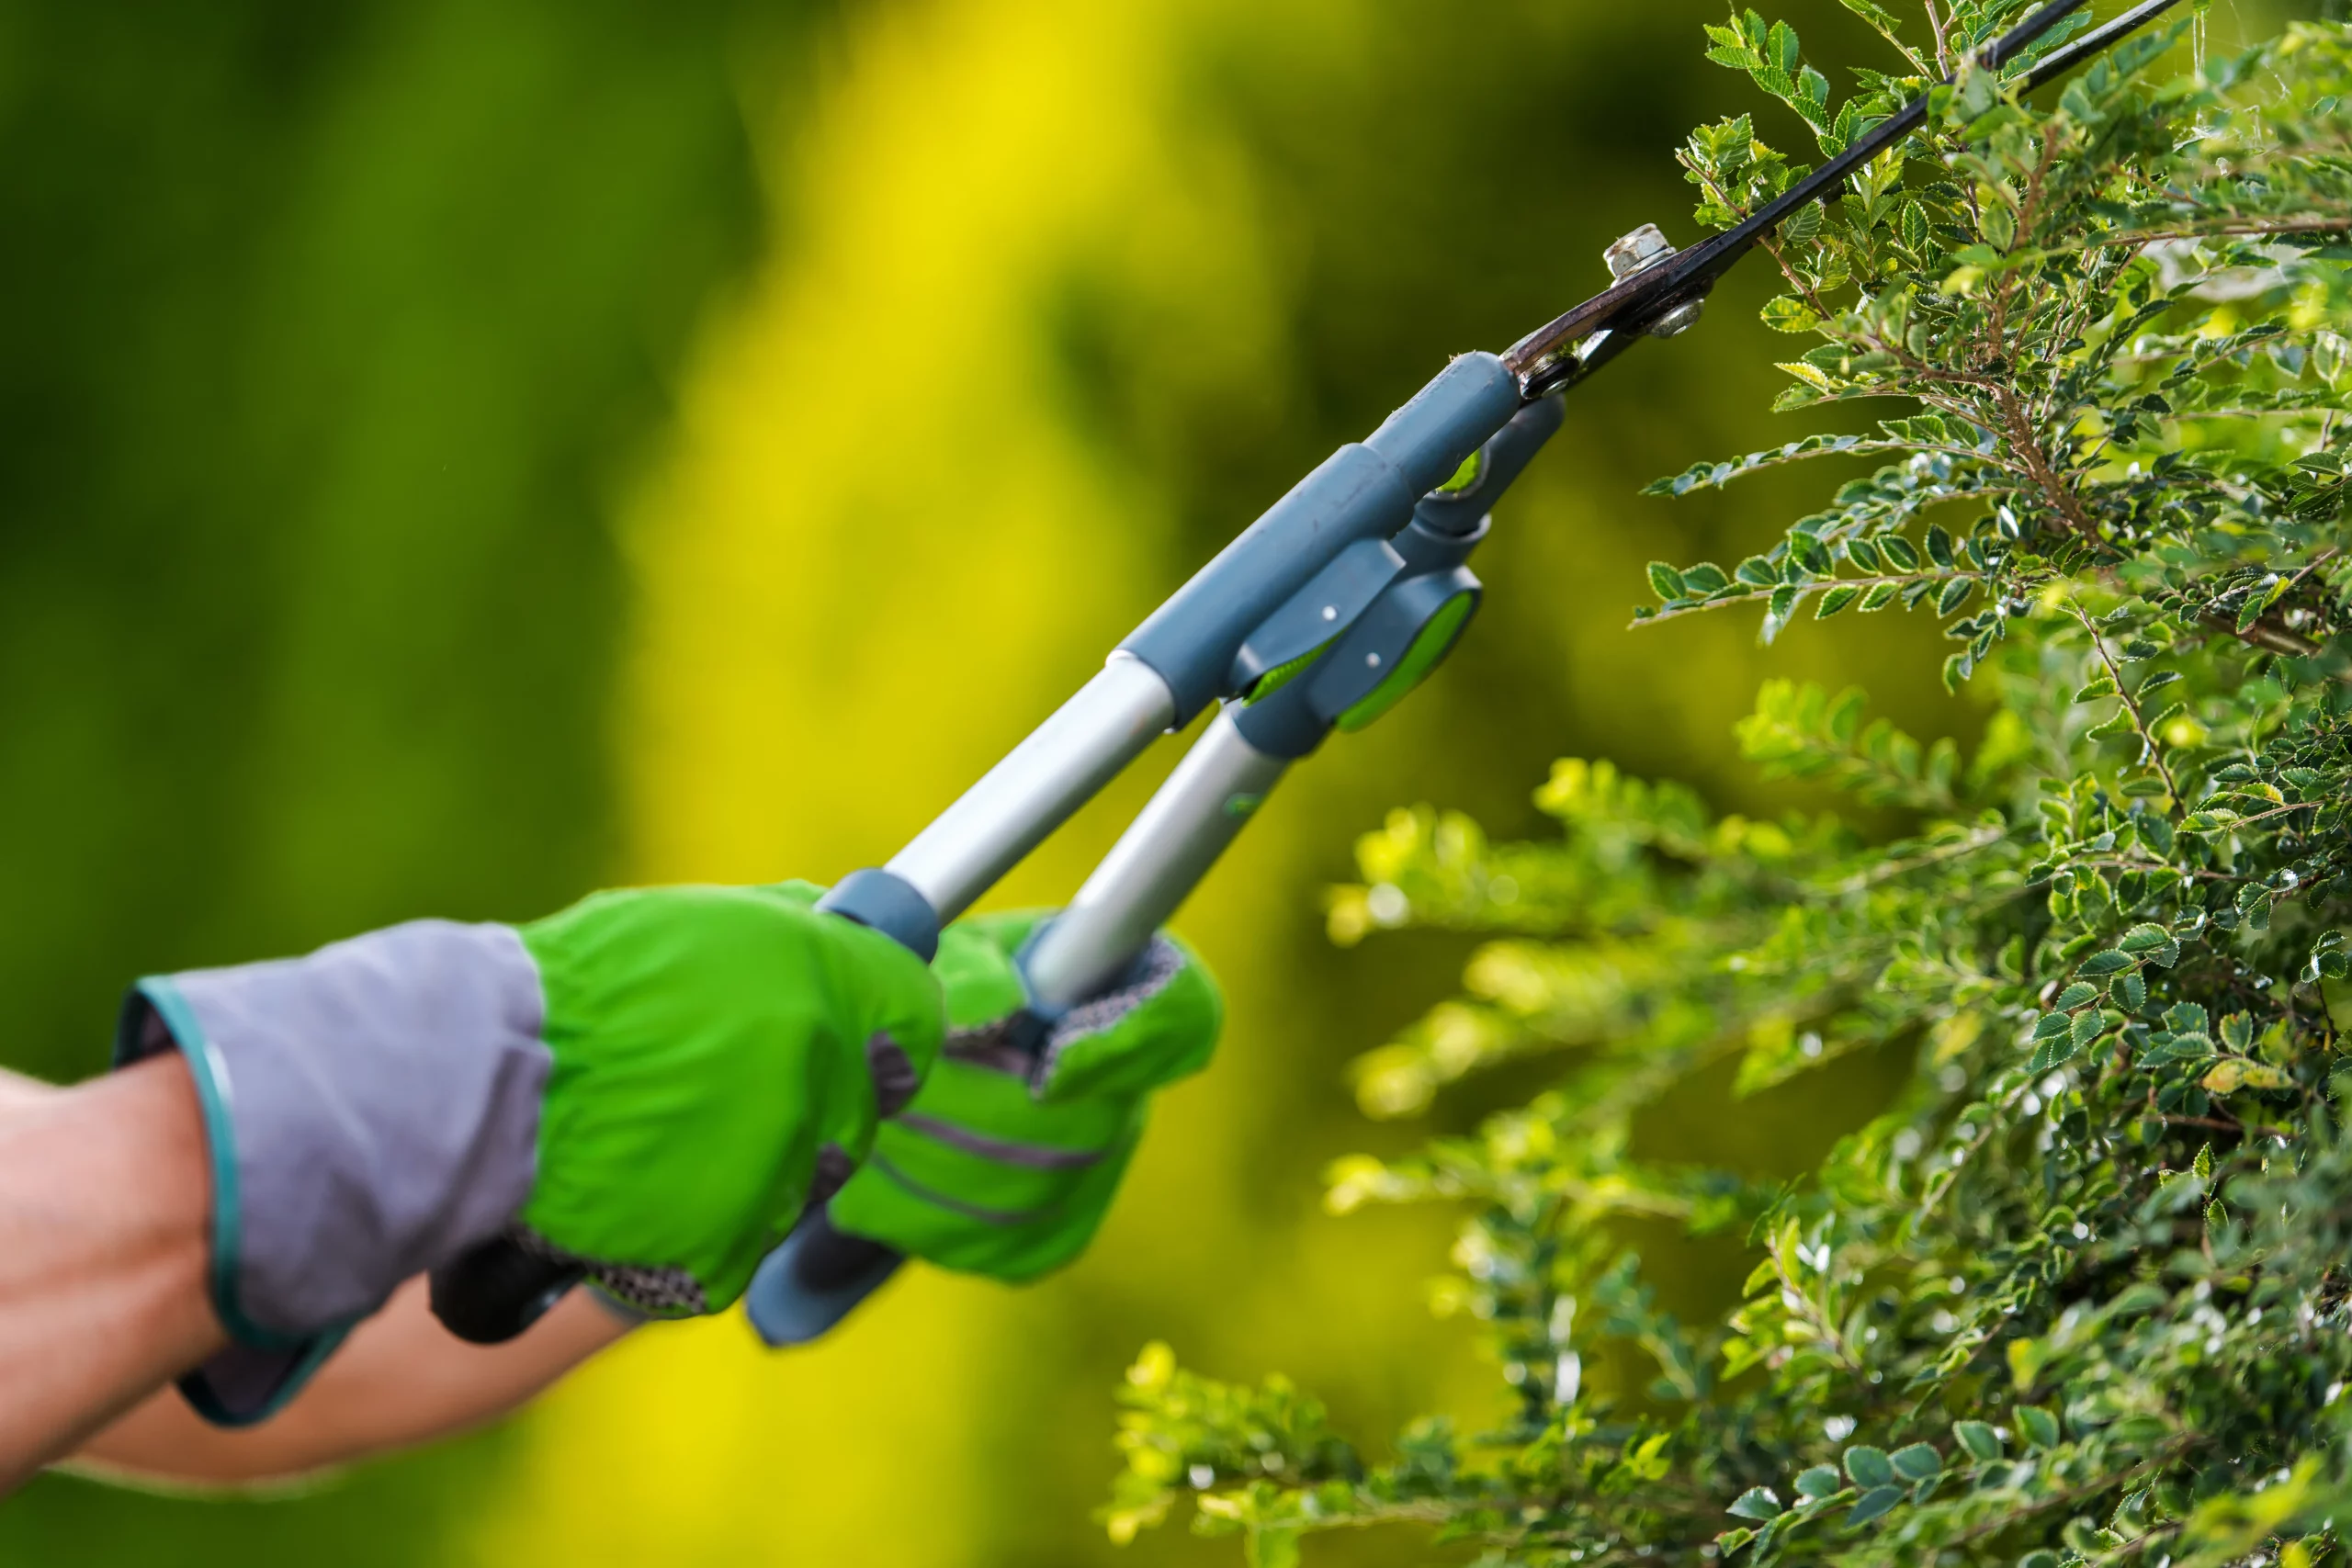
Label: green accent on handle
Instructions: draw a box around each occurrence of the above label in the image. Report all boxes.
[1243,638,1332,704]
[1435,449,1485,494]
[1336,591,1476,732]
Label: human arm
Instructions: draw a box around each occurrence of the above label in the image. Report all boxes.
[0,1055,226,1489]
[5,1059,628,1489]
[71,1274,631,1489]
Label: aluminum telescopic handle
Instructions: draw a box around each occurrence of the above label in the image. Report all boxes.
[1022,706,1288,1010]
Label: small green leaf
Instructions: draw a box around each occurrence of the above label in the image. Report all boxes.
[2051,982,2098,1012]
[1760,294,1824,333]
[1683,562,1731,593]
[2077,949,2134,976]
[1647,561,1687,599]
[2072,671,2120,702]
[2017,1405,2061,1449]
[1888,1443,1941,1481]
[1843,1446,1894,1488]
[1879,536,1921,570]
[1730,1486,1784,1521]
[1953,1421,2003,1461]
[2086,709,2138,740]
[1794,1464,1843,1499]
[1925,525,1956,569]
[1860,582,1900,611]
[1816,583,1861,617]
[1848,1485,1905,1527]
[2029,1033,2083,1074]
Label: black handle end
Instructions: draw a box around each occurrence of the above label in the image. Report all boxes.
[429,1235,586,1345]
[743,1206,905,1347]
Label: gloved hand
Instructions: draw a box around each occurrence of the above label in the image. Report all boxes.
[825,909,1221,1281]
[116,881,940,1425]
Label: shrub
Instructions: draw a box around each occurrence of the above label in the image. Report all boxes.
[1103,7,2352,1567]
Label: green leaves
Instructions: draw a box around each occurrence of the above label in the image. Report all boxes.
[1122,16,2352,1568]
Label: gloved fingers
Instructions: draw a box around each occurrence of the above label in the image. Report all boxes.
[829,1129,1139,1282]
[518,883,946,1318]
[930,909,1045,1031]
[1031,931,1223,1103]
[788,882,946,1095]
[865,1097,1126,1214]
[899,1055,1137,1146]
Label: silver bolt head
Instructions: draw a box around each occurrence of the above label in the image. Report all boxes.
[1602,222,1702,338]
[1649,300,1705,338]
[1604,222,1674,281]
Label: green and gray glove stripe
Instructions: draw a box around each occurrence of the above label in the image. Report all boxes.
[828,912,1218,1283]
[894,1112,1105,1168]
[865,1152,1056,1226]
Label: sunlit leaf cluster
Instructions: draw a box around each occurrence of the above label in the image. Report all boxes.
[1105,9,2352,1567]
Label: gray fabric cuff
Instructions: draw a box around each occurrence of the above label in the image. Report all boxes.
[115,919,552,1425]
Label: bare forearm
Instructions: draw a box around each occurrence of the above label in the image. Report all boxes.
[73,1275,633,1488]
[0,1055,224,1490]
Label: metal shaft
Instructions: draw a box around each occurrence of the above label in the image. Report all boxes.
[1022,705,1288,1010]
[884,654,1175,923]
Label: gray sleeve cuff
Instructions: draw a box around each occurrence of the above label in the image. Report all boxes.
[115,919,553,1425]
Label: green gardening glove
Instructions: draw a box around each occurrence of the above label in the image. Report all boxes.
[515,882,945,1310]
[827,910,1221,1281]
[118,879,943,1424]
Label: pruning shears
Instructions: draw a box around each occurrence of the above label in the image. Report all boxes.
[743,0,2185,1344]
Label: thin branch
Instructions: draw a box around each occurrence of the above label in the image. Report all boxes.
[1822,825,2009,894]
[2091,215,2352,248]
[2068,599,2185,807]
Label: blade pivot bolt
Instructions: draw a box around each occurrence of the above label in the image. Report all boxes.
[1603,224,1703,337]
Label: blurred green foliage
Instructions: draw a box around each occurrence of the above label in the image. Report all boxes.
[1112,8,2352,1565]
[0,0,820,1558]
